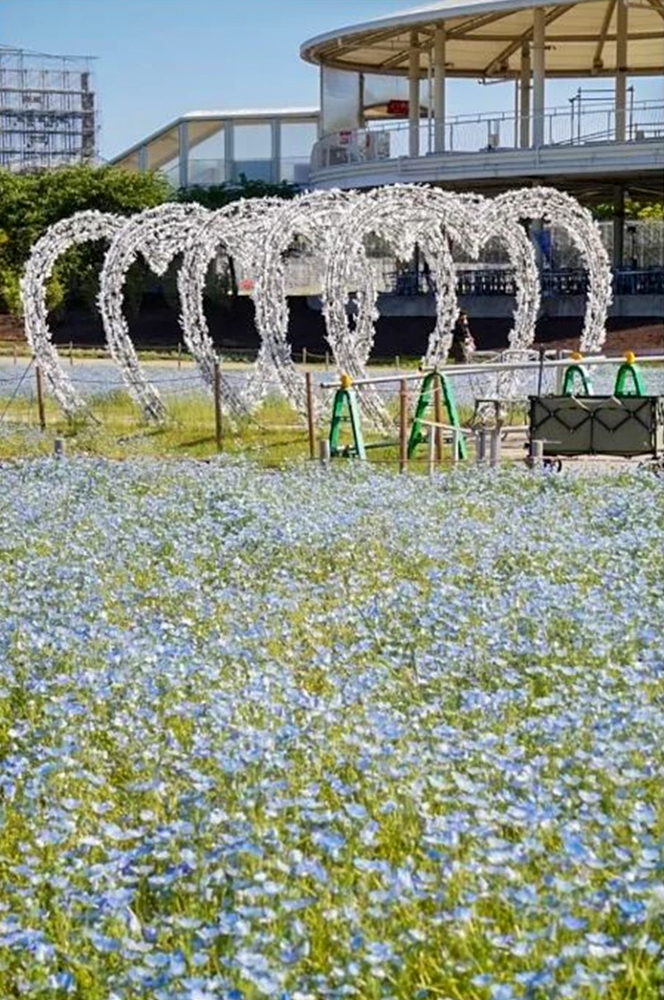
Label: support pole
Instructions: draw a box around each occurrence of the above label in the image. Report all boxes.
[213,358,222,453]
[529,438,544,469]
[612,185,625,268]
[178,121,189,189]
[433,25,446,153]
[399,379,408,473]
[305,370,316,460]
[615,0,628,142]
[476,429,488,466]
[532,9,546,148]
[409,33,420,158]
[490,430,502,468]
[35,363,46,431]
[519,45,531,148]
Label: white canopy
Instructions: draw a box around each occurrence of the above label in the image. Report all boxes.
[300,0,664,78]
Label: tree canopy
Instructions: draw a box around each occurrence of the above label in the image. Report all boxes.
[0,167,299,319]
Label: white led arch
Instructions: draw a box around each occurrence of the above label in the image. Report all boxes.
[20,185,612,423]
[491,186,612,353]
[20,210,125,415]
[98,202,209,421]
[253,188,362,417]
[177,198,288,418]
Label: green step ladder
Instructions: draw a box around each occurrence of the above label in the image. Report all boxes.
[407,371,467,461]
[561,361,593,396]
[614,353,645,397]
[329,383,367,459]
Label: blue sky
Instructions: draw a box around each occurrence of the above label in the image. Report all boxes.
[2,0,661,161]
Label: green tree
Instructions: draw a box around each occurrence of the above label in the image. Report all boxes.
[176,173,298,210]
[0,165,171,318]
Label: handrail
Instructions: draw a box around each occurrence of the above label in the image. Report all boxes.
[319,354,664,390]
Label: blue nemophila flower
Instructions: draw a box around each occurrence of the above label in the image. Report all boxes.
[0,459,662,997]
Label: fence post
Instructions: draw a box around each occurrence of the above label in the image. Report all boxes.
[305,370,316,460]
[399,378,408,473]
[452,428,460,466]
[35,363,46,431]
[555,350,564,394]
[177,342,182,368]
[213,358,222,453]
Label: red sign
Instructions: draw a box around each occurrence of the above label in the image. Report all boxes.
[387,100,409,116]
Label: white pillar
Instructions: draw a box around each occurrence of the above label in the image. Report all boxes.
[519,45,531,148]
[615,0,628,141]
[433,25,446,153]
[532,8,546,147]
[271,118,281,183]
[409,32,420,158]
[513,79,520,147]
[178,121,189,188]
[224,119,234,184]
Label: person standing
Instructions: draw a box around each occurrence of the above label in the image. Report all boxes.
[450,311,476,363]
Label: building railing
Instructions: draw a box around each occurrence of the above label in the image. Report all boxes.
[161,155,311,189]
[311,99,664,169]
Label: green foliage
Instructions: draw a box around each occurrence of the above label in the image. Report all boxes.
[176,173,298,209]
[593,198,664,221]
[0,165,171,317]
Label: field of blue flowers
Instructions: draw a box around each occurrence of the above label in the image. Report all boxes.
[0,458,662,1000]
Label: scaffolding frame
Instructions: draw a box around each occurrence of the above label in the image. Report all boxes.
[0,46,97,172]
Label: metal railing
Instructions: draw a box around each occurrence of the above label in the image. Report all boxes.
[311,99,664,168]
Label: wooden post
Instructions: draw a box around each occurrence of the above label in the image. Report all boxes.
[305,370,316,460]
[399,378,408,473]
[302,346,307,367]
[213,358,222,452]
[35,363,46,431]
[433,377,443,464]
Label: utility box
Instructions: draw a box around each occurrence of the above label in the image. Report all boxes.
[529,395,664,458]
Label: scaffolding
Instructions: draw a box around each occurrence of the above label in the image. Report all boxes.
[0,46,97,172]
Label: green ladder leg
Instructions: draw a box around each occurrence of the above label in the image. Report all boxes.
[407,372,467,461]
[562,363,593,396]
[329,387,366,459]
[614,360,645,397]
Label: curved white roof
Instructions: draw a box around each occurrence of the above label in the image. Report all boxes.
[301,0,664,78]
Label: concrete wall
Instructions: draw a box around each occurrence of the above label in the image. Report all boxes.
[307,293,664,319]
